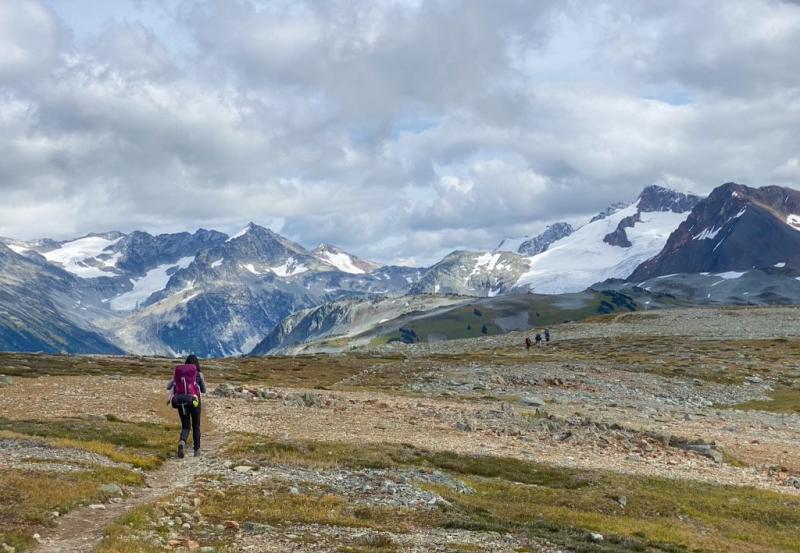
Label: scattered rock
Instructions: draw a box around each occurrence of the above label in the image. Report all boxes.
[223,520,240,530]
[233,465,257,473]
[519,395,546,407]
[589,532,604,542]
[242,521,274,533]
[0,375,12,385]
[1,543,16,553]
[98,483,124,497]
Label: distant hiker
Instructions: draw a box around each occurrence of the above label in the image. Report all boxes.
[534,333,542,347]
[525,336,532,350]
[544,328,551,344]
[168,354,206,458]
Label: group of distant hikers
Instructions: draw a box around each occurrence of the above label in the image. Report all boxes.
[525,328,551,350]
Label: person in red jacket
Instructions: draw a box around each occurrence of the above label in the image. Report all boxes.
[167,354,206,458]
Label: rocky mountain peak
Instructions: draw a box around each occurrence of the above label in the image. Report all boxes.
[629,182,800,280]
[517,223,574,256]
[637,185,703,213]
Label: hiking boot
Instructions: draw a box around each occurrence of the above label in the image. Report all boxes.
[177,440,185,459]
[193,449,201,457]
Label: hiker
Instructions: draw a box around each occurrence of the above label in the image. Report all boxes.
[167,354,206,458]
[544,328,551,344]
[534,333,542,348]
[525,336,532,350]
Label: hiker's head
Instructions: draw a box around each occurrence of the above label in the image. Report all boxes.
[185,354,200,369]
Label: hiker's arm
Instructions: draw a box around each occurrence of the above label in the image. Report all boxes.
[198,372,207,394]
[167,379,175,390]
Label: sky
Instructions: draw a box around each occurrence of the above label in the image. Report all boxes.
[1,0,799,266]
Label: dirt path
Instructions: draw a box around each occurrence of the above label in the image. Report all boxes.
[34,433,225,553]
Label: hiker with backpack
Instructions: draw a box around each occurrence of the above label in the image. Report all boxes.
[167,354,206,458]
[544,328,551,344]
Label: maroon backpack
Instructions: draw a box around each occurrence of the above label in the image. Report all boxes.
[173,364,200,396]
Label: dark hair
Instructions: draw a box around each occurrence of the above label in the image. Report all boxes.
[185,354,200,370]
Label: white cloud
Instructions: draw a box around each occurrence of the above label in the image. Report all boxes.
[0,0,798,264]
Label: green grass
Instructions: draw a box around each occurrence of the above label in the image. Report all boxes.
[0,351,403,387]
[730,388,800,414]
[94,505,164,553]
[0,417,176,469]
[0,417,176,551]
[226,436,800,553]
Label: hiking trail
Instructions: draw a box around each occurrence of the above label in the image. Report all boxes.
[34,433,225,553]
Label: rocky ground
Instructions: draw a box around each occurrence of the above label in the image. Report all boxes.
[1,306,799,552]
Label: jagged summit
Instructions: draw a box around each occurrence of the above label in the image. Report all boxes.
[630,182,800,280]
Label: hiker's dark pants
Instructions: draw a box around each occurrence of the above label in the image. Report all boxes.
[178,402,201,451]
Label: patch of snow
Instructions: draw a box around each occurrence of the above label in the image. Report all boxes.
[226,225,252,242]
[270,258,309,277]
[318,250,364,274]
[110,256,194,310]
[774,262,786,268]
[7,244,29,254]
[241,263,262,275]
[693,226,724,241]
[716,271,745,280]
[787,214,800,230]
[488,287,502,297]
[693,208,746,241]
[468,253,502,281]
[211,258,224,268]
[43,235,124,278]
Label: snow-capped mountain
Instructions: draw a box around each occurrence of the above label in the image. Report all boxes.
[4,182,800,357]
[630,183,800,281]
[413,185,701,297]
[511,186,701,293]
[410,250,531,296]
[0,223,415,357]
[99,223,419,357]
[0,243,123,354]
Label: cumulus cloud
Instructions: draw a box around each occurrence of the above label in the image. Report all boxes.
[0,0,798,264]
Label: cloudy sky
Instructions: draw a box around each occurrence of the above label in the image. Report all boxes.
[1,0,799,265]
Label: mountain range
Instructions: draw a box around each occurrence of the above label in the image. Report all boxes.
[2,182,799,357]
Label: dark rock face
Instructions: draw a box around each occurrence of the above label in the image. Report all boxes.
[113,229,228,275]
[603,186,701,248]
[637,185,702,214]
[518,223,574,255]
[590,202,628,223]
[603,213,640,248]
[629,183,800,281]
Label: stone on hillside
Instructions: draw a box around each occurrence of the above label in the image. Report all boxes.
[233,465,256,473]
[223,520,240,530]
[98,483,124,497]
[519,395,546,407]
[589,533,604,542]
[214,383,237,397]
[0,375,12,385]
[2,543,16,553]
[243,521,274,533]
